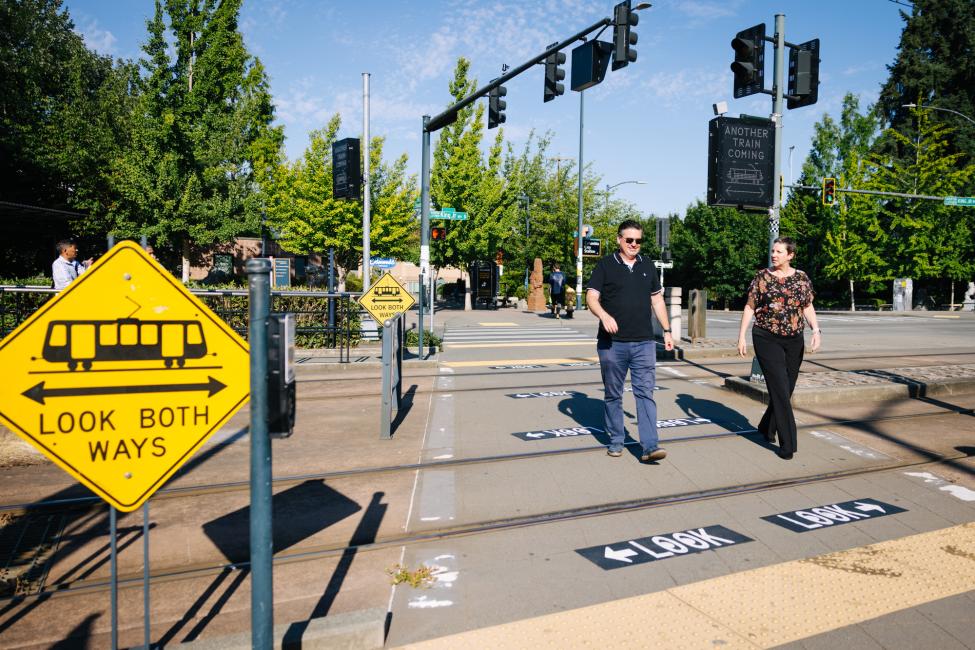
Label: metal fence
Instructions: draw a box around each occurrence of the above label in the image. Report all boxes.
[0,285,363,363]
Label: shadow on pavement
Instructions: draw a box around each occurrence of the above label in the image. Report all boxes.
[202,480,361,563]
[284,491,387,646]
[673,392,772,450]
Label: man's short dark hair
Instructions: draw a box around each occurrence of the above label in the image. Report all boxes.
[57,239,75,254]
[617,220,643,236]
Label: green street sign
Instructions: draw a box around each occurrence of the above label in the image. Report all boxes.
[431,208,468,220]
[944,196,975,206]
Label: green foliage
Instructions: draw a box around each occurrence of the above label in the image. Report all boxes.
[265,115,417,286]
[405,328,442,351]
[865,105,975,283]
[109,0,284,268]
[876,0,975,161]
[386,563,435,588]
[670,201,766,305]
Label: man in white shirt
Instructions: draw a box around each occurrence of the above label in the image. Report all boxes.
[52,239,93,290]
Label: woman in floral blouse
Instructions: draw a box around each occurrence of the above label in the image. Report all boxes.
[736,237,821,459]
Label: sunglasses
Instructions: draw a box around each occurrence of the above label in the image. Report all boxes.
[621,237,643,245]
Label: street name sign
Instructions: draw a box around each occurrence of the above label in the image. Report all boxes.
[944,196,975,207]
[577,525,753,570]
[761,498,906,533]
[0,242,250,512]
[370,257,397,270]
[707,115,775,209]
[358,272,416,325]
[431,207,469,220]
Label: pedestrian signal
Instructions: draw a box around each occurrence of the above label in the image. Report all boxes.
[431,227,446,240]
[822,177,836,206]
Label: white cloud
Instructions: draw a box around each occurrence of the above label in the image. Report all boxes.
[75,17,117,55]
[674,1,740,21]
[643,68,726,105]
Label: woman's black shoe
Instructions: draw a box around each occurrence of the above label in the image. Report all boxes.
[776,449,794,460]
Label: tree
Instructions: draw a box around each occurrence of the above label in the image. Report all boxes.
[866,105,975,305]
[876,0,975,162]
[111,0,283,281]
[264,115,417,289]
[783,94,885,309]
[670,201,766,308]
[0,0,135,274]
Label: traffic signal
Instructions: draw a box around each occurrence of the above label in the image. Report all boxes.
[332,138,361,200]
[787,39,820,109]
[611,0,639,71]
[431,226,446,240]
[731,23,765,99]
[544,51,566,102]
[488,83,507,129]
[822,177,836,206]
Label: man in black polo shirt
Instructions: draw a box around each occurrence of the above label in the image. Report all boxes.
[587,220,674,462]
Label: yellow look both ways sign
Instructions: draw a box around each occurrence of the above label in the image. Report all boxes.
[359,272,416,325]
[0,242,250,512]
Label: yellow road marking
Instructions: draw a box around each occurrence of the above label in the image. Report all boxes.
[933,315,960,319]
[443,357,598,368]
[398,523,975,649]
[478,322,519,326]
[444,341,595,349]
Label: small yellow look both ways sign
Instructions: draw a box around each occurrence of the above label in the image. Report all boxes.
[0,242,250,512]
[358,272,416,325]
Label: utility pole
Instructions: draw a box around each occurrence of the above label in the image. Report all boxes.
[575,91,585,311]
[362,73,372,290]
[768,14,785,266]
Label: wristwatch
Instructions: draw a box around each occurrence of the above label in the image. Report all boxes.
[663,328,672,333]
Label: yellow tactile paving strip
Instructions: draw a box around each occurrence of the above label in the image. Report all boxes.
[443,357,599,368]
[397,523,975,649]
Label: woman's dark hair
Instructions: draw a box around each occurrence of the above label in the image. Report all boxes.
[617,219,643,236]
[773,237,796,255]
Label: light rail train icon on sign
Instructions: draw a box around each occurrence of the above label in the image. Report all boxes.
[40,317,209,370]
[372,285,403,303]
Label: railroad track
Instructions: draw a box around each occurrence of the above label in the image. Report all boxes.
[0,406,971,605]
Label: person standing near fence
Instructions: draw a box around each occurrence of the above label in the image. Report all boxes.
[52,239,92,291]
[736,237,821,460]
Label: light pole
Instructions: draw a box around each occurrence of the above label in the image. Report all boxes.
[604,180,647,213]
[520,193,531,289]
[903,103,975,127]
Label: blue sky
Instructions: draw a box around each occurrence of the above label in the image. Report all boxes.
[64,0,909,217]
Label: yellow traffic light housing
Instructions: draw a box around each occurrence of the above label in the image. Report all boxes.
[822,177,837,206]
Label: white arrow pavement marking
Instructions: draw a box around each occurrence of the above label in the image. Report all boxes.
[604,546,638,563]
[526,432,547,439]
[854,501,886,514]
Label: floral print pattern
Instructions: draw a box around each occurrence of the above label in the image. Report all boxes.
[747,268,814,337]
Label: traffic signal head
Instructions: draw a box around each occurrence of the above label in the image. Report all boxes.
[488,83,507,129]
[787,39,820,109]
[431,226,446,240]
[822,177,836,206]
[544,51,566,103]
[612,0,639,71]
[731,23,765,98]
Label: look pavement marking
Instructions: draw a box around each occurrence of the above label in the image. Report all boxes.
[0,242,249,512]
[761,497,907,533]
[577,525,753,570]
[399,523,975,649]
[512,418,711,441]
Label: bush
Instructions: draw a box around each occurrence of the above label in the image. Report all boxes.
[406,328,442,351]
